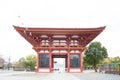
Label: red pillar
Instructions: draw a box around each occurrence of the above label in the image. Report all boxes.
[49,36,52,72]
[36,52,39,72]
[67,53,70,72]
[80,52,83,72]
[67,36,70,72]
[49,53,52,72]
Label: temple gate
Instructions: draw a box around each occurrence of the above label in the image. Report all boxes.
[14,26,105,72]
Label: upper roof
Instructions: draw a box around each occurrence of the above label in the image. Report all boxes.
[13,25,105,49]
[13,25,105,35]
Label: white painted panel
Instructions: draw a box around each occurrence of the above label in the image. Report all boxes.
[70,69,81,72]
[39,69,50,72]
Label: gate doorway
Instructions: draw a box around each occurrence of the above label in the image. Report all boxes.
[52,55,67,72]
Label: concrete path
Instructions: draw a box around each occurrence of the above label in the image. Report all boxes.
[0,70,120,80]
[73,72,120,80]
[44,72,79,80]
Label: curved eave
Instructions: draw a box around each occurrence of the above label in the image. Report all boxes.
[13,25,106,47]
[13,25,105,34]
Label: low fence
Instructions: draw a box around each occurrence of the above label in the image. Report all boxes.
[99,63,120,75]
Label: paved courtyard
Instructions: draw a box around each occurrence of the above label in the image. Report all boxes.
[0,70,120,80]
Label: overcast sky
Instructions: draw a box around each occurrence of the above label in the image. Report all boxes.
[0,0,120,62]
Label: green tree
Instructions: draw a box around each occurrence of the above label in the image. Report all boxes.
[109,56,120,63]
[19,54,36,71]
[83,41,108,72]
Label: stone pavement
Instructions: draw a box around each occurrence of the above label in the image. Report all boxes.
[0,70,120,80]
[44,72,79,80]
[73,72,120,80]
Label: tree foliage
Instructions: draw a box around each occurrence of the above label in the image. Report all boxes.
[83,41,108,72]
[19,54,36,71]
[109,56,120,63]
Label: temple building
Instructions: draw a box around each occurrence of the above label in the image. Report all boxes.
[14,26,105,73]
